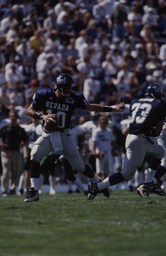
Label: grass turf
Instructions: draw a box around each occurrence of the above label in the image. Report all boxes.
[0,190,166,256]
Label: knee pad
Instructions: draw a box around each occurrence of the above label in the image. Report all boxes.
[149,158,161,170]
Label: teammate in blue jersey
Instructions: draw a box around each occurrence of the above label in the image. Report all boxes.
[88,83,166,199]
[24,73,124,202]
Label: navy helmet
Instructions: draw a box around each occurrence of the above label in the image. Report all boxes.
[55,73,75,97]
[145,84,165,100]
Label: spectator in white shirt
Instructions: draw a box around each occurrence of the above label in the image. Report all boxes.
[102,53,118,79]
[18,57,35,85]
[5,55,16,73]
[6,21,19,43]
[43,9,56,30]
[75,29,87,51]
[78,36,93,61]
[77,55,94,83]
[111,48,123,67]
[83,73,101,103]
[159,41,166,61]
[9,87,24,107]
[92,0,107,23]
[54,0,65,16]
[0,11,17,34]
[92,115,115,179]
[113,71,130,102]
[142,7,159,32]
[16,39,32,59]
[5,64,21,87]
[127,5,142,37]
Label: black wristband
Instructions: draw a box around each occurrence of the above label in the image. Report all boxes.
[103,106,113,112]
[33,112,42,119]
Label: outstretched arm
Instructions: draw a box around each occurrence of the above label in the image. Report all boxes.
[86,102,125,113]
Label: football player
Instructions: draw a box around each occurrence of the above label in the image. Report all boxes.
[137,120,166,196]
[24,73,124,202]
[87,83,166,199]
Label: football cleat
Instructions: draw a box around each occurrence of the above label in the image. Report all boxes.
[87,182,98,200]
[101,187,111,198]
[136,184,149,198]
[148,183,166,196]
[2,192,8,197]
[24,187,39,202]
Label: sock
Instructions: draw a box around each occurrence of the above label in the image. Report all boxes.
[97,173,124,191]
[154,166,166,181]
[30,178,39,191]
[97,177,110,191]
[49,175,55,190]
[74,177,85,192]
[145,168,156,183]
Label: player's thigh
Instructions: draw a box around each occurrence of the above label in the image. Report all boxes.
[122,135,145,181]
[145,142,164,160]
[31,135,53,162]
[60,131,84,172]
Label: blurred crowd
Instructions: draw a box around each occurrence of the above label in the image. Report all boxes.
[0,0,166,195]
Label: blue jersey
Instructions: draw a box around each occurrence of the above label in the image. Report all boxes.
[129,97,166,136]
[31,88,88,130]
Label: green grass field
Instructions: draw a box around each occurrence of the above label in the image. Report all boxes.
[0,190,166,256]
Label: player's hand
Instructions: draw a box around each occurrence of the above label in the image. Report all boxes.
[0,142,8,149]
[47,114,57,119]
[113,102,125,112]
[42,114,56,122]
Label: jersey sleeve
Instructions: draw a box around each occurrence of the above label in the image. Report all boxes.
[75,93,88,109]
[31,88,47,111]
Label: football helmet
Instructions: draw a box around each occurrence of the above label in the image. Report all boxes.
[145,84,165,100]
[55,73,75,97]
